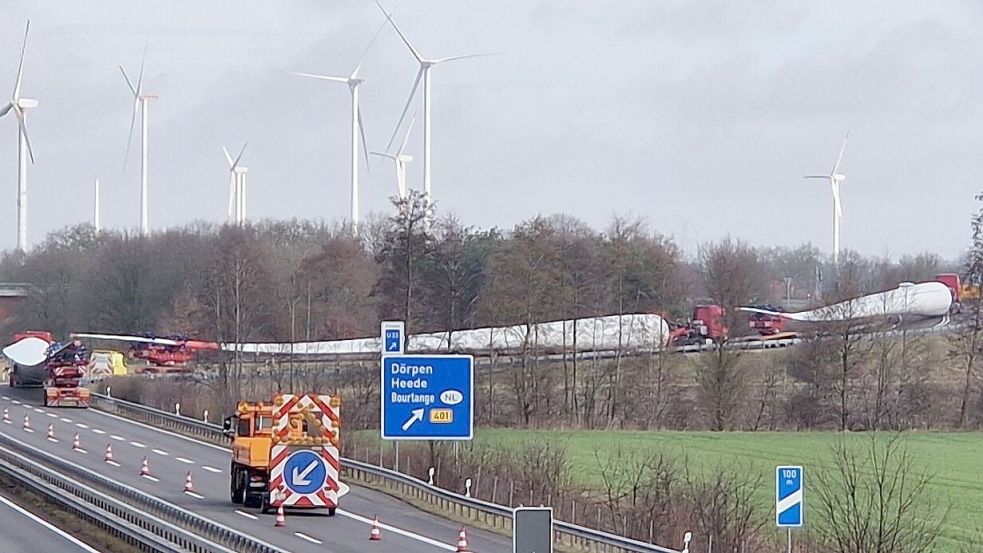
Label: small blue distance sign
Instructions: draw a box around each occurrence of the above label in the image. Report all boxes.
[381,355,473,440]
[776,465,803,527]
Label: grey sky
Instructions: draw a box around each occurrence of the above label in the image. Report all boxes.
[1,1,981,259]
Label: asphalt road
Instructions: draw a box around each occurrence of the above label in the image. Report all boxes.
[0,387,510,553]
[0,492,100,553]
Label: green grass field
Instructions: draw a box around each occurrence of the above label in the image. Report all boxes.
[466,430,983,550]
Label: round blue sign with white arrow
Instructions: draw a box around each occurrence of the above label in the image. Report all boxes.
[283,450,327,495]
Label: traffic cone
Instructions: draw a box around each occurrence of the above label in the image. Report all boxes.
[369,516,382,541]
[2,408,9,423]
[140,457,152,477]
[46,423,54,440]
[274,505,286,527]
[183,471,195,494]
[104,443,114,463]
[456,527,471,553]
[72,433,81,450]
[22,414,30,431]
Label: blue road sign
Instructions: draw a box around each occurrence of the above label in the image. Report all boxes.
[381,355,473,440]
[283,450,327,495]
[381,321,405,355]
[776,465,804,527]
[385,330,401,352]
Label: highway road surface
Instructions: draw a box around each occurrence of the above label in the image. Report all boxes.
[0,387,510,553]
[0,493,100,553]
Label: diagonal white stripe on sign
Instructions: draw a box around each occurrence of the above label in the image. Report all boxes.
[777,490,802,514]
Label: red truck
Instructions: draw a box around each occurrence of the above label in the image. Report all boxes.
[4,332,90,407]
[670,305,729,347]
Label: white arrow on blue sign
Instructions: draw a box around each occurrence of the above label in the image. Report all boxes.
[776,465,803,527]
[283,450,328,495]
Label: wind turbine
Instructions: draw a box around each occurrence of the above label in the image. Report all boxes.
[120,46,156,236]
[371,113,416,200]
[93,179,100,231]
[804,131,849,264]
[286,18,389,237]
[222,143,248,225]
[376,0,495,207]
[0,21,37,252]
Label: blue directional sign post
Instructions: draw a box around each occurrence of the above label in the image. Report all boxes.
[283,450,327,496]
[381,354,474,441]
[381,321,405,355]
[776,465,803,553]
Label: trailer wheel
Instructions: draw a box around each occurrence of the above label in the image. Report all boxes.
[327,507,336,517]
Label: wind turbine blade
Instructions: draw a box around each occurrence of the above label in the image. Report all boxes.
[376,0,424,62]
[0,102,12,118]
[432,52,502,64]
[232,141,247,170]
[352,13,393,79]
[831,129,849,174]
[119,66,137,96]
[12,20,29,101]
[222,146,234,167]
[803,176,830,180]
[370,151,397,160]
[14,107,34,165]
[386,67,424,152]
[397,112,417,156]
[284,70,349,83]
[123,97,139,171]
[357,106,371,171]
[135,43,148,97]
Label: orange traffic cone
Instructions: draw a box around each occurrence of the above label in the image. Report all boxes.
[369,515,382,541]
[2,408,9,423]
[104,443,114,463]
[140,457,152,477]
[456,527,471,552]
[183,471,195,494]
[46,423,55,440]
[22,414,30,431]
[274,505,286,527]
[72,433,81,450]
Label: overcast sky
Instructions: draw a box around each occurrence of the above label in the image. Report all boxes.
[1,1,981,259]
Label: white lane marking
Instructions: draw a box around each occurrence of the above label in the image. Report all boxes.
[59,417,72,423]
[337,510,456,551]
[91,429,106,435]
[151,449,169,456]
[45,413,57,418]
[105,460,120,467]
[0,395,8,400]
[22,428,33,434]
[11,400,20,405]
[46,438,58,443]
[141,474,159,482]
[130,441,146,448]
[0,493,102,553]
[201,465,221,473]
[75,423,89,429]
[110,435,126,442]
[32,408,44,414]
[176,457,195,464]
[89,409,229,453]
[294,532,322,545]
[2,420,9,425]
[235,510,258,520]
[74,448,87,454]
[184,490,204,499]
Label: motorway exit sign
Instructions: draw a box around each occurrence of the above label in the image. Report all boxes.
[380,355,473,440]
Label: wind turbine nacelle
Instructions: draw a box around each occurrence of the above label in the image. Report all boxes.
[16,98,38,109]
[399,155,414,162]
[832,173,846,182]
[234,167,249,174]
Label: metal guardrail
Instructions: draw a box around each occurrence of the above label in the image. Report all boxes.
[92,393,679,553]
[0,429,288,553]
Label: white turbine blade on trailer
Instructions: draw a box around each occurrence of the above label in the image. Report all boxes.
[2,336,49,366]
[12,20,29,101]
[70,333,181,347]
[376,0,424,63]
[284,70,350,83]
[386,67,424,152]
[13,106,34,164]
[831,129,849,174]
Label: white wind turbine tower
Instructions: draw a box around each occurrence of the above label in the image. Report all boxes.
[93,179,100,231]
[371,113,416,200]
[804,131,849,264]
[376,0,496,207]
[286,18,389,237]
[120,46,156,236]
[222,143,248,225]
[0,21,37,252]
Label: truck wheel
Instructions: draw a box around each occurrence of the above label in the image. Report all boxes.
[327,507,336,517]
[230,467,245,504]
[260,491,271,514]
